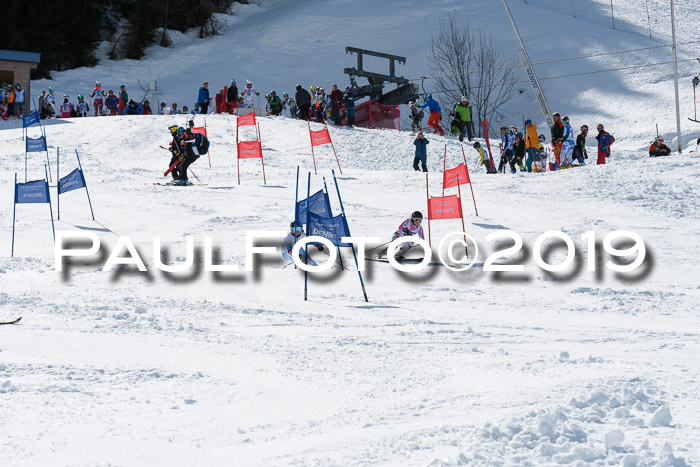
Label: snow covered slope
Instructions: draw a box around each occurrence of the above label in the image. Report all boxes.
[2,0,700,464]
[1,112,699,464]
[32,0,700,147]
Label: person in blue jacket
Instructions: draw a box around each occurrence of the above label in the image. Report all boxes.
[197,81,211,114]
[413,131,429,172]
[122,99,143,115]
[419,94,444,136]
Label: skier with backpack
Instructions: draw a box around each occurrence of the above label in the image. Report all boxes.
[295,84,311,121]
[595,124,615,164]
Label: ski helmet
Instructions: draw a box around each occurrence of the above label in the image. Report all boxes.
[408,101,415,106]
[176,127,186,136]
[460,96,467,102]
[580,125,588,132]
[283,92,288,97]
[290,221,303,232]
[411,211,423,220]
[168,124,179,134]
[500,126,508,131]
[49,87,54,92]
[95,81,101,87]
[538,134,546,143]
[246,80,252,85]
[524,119,532,125]
[78,95,84,100]
[562,116,570,124]
[473,141,481,149]
[515,132,523,139]
[509,126,518,134]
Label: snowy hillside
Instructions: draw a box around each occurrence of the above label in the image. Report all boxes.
[31,0,700,147]
[2,0,700,465]
[1,111,700,464]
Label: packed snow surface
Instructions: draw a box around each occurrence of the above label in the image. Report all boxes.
[2,0,700,464]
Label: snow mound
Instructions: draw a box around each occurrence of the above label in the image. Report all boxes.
[431,380,688,466]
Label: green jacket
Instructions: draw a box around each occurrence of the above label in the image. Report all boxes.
[454,103,471,122]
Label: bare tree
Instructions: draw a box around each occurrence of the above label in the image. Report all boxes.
[429,16,517,137]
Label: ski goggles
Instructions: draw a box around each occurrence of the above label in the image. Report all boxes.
[411,218,422,224]
[291,226,303,233]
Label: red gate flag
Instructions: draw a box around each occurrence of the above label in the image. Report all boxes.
[428,194,463,220]
[310,127,332,146]
[443,163,470,188]
[190,126,207,137]
[238,112,256,127]
[237,140,262,159]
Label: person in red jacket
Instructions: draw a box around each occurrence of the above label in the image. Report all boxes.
[649,137,671,157]
[118,85,128,113]
[329,84,343,125]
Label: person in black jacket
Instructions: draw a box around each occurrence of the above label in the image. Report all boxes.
[226,79,239,114]
[572,125,588,165]
[295,84,311,121]
[511,132,526,173]
[649,137,671,157]
[550,112,565,169]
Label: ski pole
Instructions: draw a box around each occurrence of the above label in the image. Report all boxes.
[366,240,393,254]
[188,168,203,184]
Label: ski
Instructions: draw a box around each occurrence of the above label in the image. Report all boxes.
[367,257,445,267]
[0,317,22,325]
[689,118,700,123]
[153,182,207,186]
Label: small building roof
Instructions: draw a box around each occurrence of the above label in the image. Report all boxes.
[0,49,41,64]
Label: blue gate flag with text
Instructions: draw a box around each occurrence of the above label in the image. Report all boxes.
[15,179,50,204]
[26,135,47,153]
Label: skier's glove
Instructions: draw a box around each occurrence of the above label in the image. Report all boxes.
[316,245,325,252]
[403,228,411,236]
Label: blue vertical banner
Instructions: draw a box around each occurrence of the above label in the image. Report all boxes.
[56,149,95,221]
[12,169,56,257]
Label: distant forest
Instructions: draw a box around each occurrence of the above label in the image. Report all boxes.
[0,0,245,79]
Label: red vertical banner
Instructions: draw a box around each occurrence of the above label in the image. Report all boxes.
[482,119,495,170]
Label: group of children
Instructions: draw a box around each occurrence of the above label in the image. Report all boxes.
[35,83,144,119]
[0,82,26,120]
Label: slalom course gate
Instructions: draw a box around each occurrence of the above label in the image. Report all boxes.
[294,166,368,302]
[308,122,343,174]
[425,173,468,255]
[441,144,479,217]
[57,148,95,221]
[11,166,55,257]
[24,105,52,183]
[236,111,266,185]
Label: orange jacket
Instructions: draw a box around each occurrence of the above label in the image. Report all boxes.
[526,124,539,149]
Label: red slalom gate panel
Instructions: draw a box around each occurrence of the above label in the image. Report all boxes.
[237,140,263,159]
